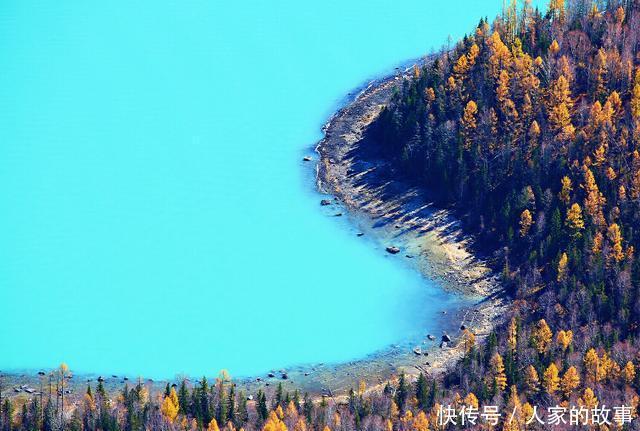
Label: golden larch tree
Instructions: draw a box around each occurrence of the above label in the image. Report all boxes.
[606,223,624,263]
[207,419,221,431]
[555,329,573,351]
[557,252,569,282]
[519,209,533,237]
[565,203,584,236]
[543,363,561,395]
[579,388,598,409]
[524,365,540,396]
[461,100,478,150]
[561,366,580,398]
[489,353,508,391]
[559,176,573,205]
[624,361,636,385]
[161,388,180,423]
[532,319,553,353]
[584,348,600,383]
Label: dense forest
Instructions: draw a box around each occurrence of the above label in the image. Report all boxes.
[5,0,640,429]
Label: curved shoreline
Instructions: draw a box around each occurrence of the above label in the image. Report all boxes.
[313,65,509,385]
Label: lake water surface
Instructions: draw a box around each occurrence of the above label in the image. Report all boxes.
[1,0,505,378]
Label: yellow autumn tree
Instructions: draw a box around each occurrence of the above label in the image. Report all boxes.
[161,387,180,423]
[555,329,573,352]
[263,411,287,431]
[592,231,604,255]
[412,411,430,431]
[561,366,580,398]
[624,361,636,385]
[489,353,508,391]
[547,75,574,142]
[557,252,569,282]
[208,419,221,431]
[559,176,572,205]
[519,209,533,237]
[565,203,584,236]
[584,348,600,383]
[543,363,561,395]
[579,387,598,409]
[503,385,523,431]
[462,329,476,354]
[461,100,478,150]
[532,319,553,354]
[606,223,624,263]
[583,166,606,227]
[464,392,479,409]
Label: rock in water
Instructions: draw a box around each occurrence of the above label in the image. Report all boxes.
[303,156,312,161]
[386,246,400,254]
[320,199,331,206]
[441,333,452,343]
[413,347,422,355]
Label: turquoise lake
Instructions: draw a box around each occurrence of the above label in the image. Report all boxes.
[1,0,507,378]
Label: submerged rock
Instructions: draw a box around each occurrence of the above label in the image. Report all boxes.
[386,246,400,254]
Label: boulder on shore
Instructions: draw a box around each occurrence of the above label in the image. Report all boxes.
[386,246,400,254]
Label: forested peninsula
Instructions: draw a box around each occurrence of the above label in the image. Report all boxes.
[5,0,640,430]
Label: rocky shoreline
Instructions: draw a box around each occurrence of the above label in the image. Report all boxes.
[312,65,510,388]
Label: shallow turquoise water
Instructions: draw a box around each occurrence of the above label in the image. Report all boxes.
[1,0,505,378]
